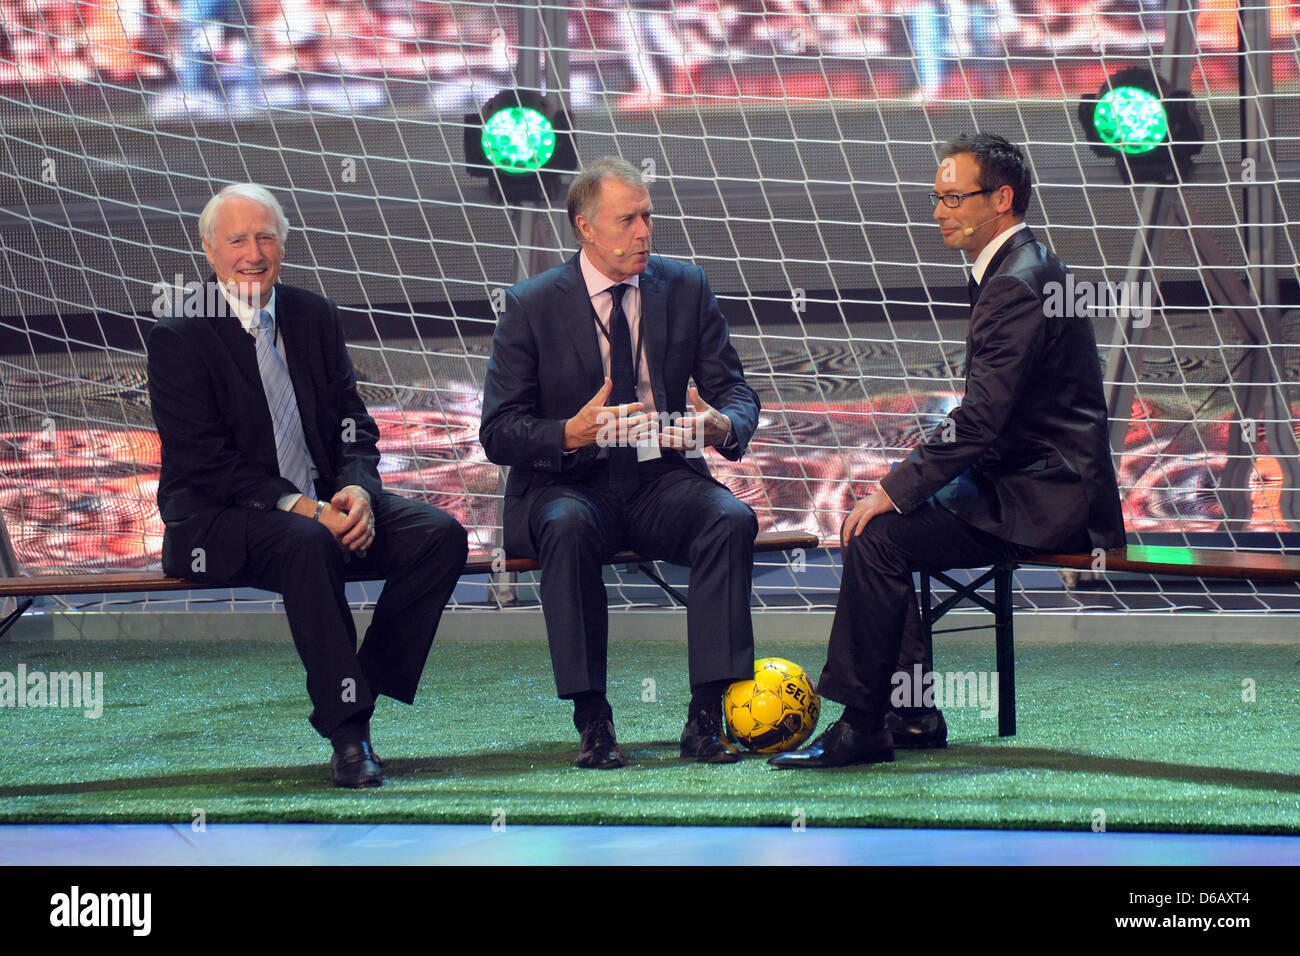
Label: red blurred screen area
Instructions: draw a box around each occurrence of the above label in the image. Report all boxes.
[1,388,1291,572]
[1,1,1294,110]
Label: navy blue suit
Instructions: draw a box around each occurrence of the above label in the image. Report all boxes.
[480,253,761,697]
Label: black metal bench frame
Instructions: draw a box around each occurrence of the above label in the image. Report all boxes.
[919,564,1019,736]
[921,545,1300,738]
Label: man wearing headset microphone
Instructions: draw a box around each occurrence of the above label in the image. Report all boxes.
[480,157,762,769]
[772,134,1124,768]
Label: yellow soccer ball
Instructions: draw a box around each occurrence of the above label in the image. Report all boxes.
[724,657,821,753]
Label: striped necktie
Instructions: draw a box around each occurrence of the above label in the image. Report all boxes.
[254,310,315,498]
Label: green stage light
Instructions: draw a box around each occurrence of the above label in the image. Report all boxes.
[465,89,577,204]
[1092,86,1168,155]
[1078,67,1203,184]
[481,106,556,173]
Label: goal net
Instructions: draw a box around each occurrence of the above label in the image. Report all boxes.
[1,1,1297,616]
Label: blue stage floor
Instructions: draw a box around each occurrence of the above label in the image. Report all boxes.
[2,823,1297,866]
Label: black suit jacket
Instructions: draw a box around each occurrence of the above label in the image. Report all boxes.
[881,228,1125,551]
[147,282,382,580]
[479,252,761,559]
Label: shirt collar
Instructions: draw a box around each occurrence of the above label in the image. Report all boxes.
[579,248,641,298]
[216,283,276,334]
[971,221,1028,284]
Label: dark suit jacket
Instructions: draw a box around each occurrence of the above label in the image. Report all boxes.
[479,252,761,559]
[881,228,1125,551]
[147,282,382,580]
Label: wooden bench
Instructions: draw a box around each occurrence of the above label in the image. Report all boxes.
[920,545,1300,737]
[0,530,819,638]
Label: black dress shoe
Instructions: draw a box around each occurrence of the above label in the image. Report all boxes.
[577,718,625,769]
[767,719,894,769]
[680,710,740,763]
[331,740,384,788]
[885,709,948,749]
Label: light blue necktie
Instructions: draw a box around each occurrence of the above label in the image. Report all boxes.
[254,310,315,498]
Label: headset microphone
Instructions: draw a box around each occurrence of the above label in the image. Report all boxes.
[962,212,1005,237]
[585,236,651,258]
[583,236,625,256]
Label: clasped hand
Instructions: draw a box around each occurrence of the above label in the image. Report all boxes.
[299,484,375,553]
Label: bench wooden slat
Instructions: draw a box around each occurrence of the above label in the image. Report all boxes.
[6,538,1296,596]
[1025,545,1300,583]
[0,530,820,598]
[0,572,197,597]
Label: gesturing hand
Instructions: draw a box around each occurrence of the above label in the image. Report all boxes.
[659,386,732,452]
[563,377,651,451]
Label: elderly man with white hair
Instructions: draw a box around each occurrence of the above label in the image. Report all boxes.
[147,183,468,788]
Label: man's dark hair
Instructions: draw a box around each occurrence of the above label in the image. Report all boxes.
[940,133,1033,217]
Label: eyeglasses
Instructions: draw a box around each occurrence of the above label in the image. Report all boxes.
[928,189,992,208]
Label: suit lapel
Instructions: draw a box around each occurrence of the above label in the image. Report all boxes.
[206,281,262,391]
[965,228,1037,381]
[638,259,669,412]
[200,277,279,471]
[559,253,606,389]
[972,227,1036,307]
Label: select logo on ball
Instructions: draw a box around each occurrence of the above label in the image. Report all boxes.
[724,658,821,753]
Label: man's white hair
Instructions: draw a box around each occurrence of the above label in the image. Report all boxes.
[198,183,289,242]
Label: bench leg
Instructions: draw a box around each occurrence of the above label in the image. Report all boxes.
[635,563,689,608]
[994,564,1015,737]
[0,597,33,642]
[920,571,932,644]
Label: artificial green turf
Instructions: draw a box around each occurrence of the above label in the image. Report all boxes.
[1,638,1298,833]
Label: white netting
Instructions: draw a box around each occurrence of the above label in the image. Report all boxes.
[0,1,1297,615]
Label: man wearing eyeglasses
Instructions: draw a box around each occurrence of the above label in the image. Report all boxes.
[772,133,1124,769]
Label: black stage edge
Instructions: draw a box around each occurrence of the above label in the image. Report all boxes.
[0,862,1283,938]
